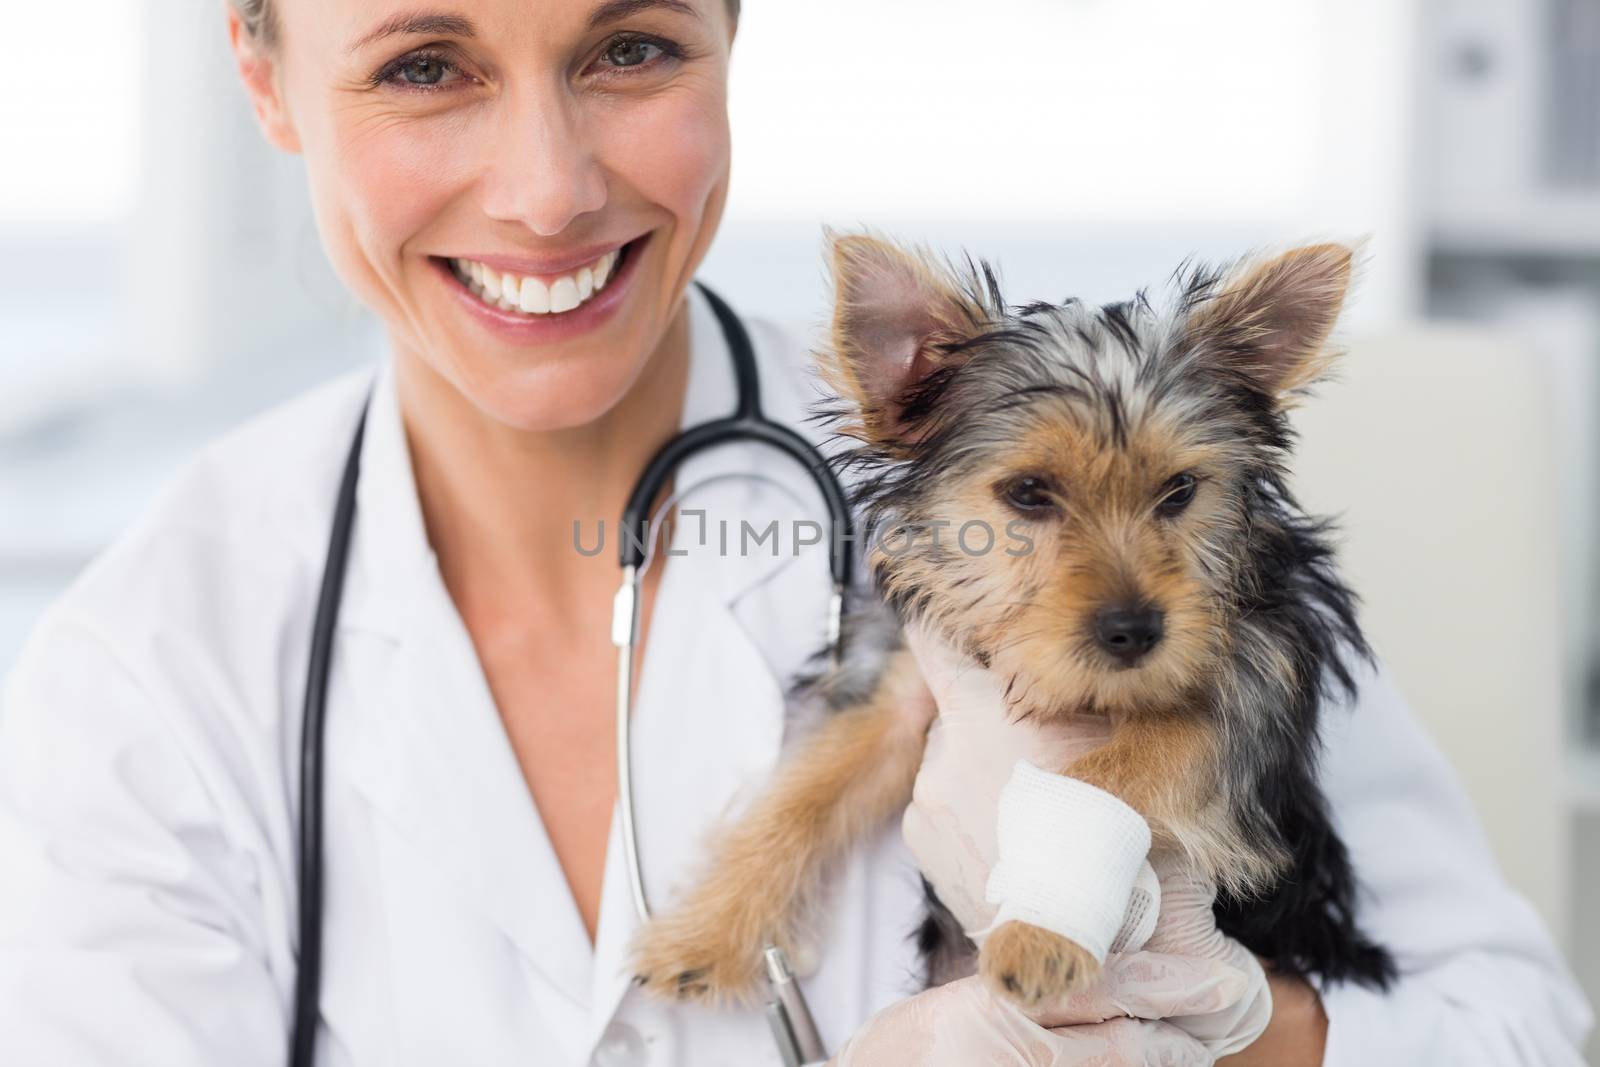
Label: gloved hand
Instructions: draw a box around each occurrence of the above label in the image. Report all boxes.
[876,619,1271,1062]
[829,955,1242,1067]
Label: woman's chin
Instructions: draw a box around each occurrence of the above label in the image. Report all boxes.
[447,354,642,433]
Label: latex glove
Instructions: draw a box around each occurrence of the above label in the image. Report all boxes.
[894,620,1272,1060]
[829,963,1234,1067]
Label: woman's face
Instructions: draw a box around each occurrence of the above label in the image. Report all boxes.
[234,0,733,430]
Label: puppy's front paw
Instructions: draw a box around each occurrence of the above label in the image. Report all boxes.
[630,901,771,1005]
[979,921,1100,1006]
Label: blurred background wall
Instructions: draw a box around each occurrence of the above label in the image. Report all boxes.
[1,0,1597,1052]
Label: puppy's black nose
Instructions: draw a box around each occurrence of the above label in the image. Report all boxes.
[1094,605,1164,664]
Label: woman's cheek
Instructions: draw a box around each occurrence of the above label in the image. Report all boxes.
[320,107,476,316]
[605,84,731,223]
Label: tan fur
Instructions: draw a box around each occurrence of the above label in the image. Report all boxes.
[630,650,934,1003]
[979,920,1102,1006]
[1067,711,1216,831]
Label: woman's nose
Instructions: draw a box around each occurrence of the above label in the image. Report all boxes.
[477,88,608,237]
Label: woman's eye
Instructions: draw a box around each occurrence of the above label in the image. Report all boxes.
[1001,475,1058,514]
[1156,472,1198,517]
[376,50,463,90]
[596,34,687,73]
[604,38,665,67]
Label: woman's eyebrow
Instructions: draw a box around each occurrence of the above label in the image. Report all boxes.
[346,12,477,54]
[586,0,700,30]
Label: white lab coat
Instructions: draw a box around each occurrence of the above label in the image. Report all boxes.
[0,287,1590,1066]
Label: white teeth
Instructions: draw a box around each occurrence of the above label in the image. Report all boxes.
[450,246,625,317]
[549,276,580,314]
[519,276,551,314]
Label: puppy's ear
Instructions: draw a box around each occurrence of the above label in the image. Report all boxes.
[1184,242,1354,398]
[823,231,987,450]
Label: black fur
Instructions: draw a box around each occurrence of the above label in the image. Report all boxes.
[1206,465,1394,987]
[912,879,980,989]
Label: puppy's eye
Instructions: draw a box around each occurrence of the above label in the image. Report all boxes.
[1156,472,1198,517]
[1000,475,1058,513]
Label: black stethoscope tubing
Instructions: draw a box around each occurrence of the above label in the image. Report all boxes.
[290,283,852,1066]
[618,284,854,590]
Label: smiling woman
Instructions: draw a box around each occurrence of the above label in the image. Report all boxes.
[225,0,740,435]
[0,0,1592,1065]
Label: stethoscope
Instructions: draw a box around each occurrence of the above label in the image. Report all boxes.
[290,283,852,1067]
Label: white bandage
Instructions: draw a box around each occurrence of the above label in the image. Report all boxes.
[983,760,1153,962]
[1109,859,1161,955]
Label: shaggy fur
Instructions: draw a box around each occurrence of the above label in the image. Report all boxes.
[819,240,1394,989]
[631,233,1394,1009]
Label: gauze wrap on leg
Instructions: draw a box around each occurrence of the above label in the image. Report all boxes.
[982,759,1153,961]
[1109,858,1161,955]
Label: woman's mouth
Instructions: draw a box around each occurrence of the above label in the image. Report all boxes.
[446,243,631,317]
[431,235,648,344]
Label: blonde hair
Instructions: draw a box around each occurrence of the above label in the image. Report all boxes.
[233,0,741,48]
[233,0,277,46]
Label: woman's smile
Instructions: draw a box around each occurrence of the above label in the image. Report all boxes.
[430,232,650,344]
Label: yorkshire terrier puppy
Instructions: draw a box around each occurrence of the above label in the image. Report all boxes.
[632,233,1395,1008]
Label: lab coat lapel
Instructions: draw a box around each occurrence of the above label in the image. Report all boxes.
[345,577,597,1000]
[335,358,595,1006]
